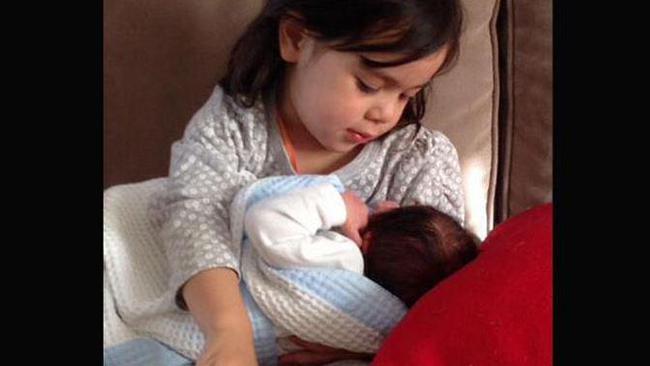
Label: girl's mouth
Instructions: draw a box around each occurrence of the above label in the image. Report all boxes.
[346,129,373,144]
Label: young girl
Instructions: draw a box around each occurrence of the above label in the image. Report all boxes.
[107,0,465,365]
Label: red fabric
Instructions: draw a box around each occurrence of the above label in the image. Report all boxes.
[373,203,552,366]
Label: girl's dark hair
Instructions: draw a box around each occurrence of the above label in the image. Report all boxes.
[363,205,478,307]
[221,0,463,130]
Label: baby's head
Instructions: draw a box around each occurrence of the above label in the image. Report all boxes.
[222,0,463,151]
[361,205,478,307]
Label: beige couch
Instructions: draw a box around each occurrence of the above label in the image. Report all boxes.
[103,0,551,238]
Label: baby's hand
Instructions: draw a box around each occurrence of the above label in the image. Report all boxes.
[374,200,400,213]
[340,192,369,247]
[279,336,373,365]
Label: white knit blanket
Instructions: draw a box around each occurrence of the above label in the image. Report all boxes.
[104,178,406,365]
[104,178,204,359]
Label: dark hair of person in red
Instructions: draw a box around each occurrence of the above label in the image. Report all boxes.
[362,205,479,307]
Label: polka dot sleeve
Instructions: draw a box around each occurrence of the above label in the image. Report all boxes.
[156,87,259,306]
[386,129,465,226]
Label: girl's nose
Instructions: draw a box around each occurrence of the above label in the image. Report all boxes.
[365,100,400,125]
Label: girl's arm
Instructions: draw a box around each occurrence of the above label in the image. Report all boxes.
[156,87,259,364]
[184,268,258,366]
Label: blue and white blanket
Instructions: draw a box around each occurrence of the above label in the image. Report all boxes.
[230,175,407,365]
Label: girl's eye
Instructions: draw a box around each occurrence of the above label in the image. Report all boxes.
[400,93,416,101]
[356,78,379,94]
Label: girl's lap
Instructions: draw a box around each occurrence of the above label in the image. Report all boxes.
[104,338,193,366]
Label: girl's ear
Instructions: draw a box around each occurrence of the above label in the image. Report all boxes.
[278,17,309,63]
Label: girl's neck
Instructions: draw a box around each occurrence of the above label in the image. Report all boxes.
[276,84,362,175]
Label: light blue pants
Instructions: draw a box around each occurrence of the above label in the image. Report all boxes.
[104,338,194,366]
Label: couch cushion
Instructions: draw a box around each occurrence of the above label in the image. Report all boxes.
[104,0,266,187]
[372,203,552,366]
[495,0,553,221]
[422,0,501,239]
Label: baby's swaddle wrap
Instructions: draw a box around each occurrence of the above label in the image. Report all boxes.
[230,175,408,366]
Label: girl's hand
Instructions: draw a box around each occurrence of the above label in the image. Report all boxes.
[278,336,373,366]
[340,192,369,246]
[197,331,259,366]
[184,268,258,366]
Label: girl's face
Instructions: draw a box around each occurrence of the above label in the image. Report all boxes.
[279,35,449,153]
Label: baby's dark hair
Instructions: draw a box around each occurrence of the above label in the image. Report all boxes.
[221,0,463,130]
[363,205,478,307]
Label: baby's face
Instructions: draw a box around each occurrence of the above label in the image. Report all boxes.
[361,231,372,255]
